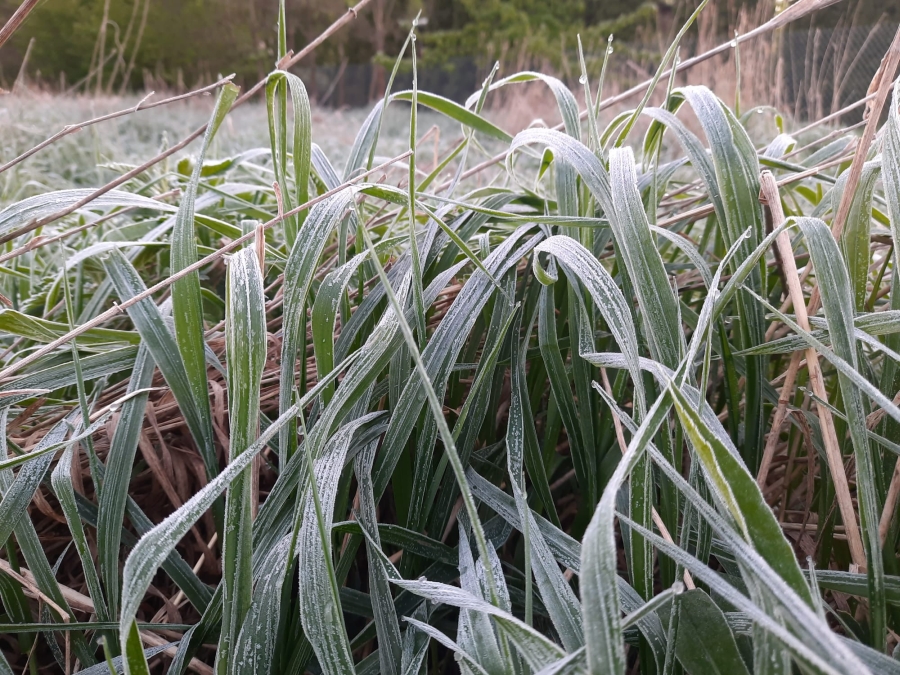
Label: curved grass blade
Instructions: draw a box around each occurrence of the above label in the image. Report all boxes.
[216,247,267,673]
[171,83,238,500]
[265,71,311,247]
[796,216,886,650]
[117,350,356,673]
[299,416,383,674]
[392,578,565,670]
[97,344,154,619]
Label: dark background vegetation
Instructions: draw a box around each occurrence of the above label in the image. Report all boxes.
[0,0,896,104]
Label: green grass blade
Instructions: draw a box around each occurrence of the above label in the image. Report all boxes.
[279,188,362,463]
[676,85,766,470]
[508,313,583,650]
[299,417,383,673]
[582,393,672,675]
[355,437,402,675]
[103,249,221,498]
[97,344,154,619]
[671,589,750,675]
[265,71,311,247]
[796,216,886,650]
[829,161,881,310]
[171,82,238,482]
[217,246,267,673]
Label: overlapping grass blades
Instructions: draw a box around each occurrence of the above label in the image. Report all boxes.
[4,1,900,672]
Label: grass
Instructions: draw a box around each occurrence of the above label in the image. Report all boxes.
[1,0,900,673]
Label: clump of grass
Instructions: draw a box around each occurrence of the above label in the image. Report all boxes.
[1,0,900,673]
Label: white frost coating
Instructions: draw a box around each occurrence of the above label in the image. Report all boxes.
[374,226,542,499]
[507,336,583,652]
[405,616,491,675]
[533,235,646,419]
[231,534,292,674]
[0,418,70,550]
[0,188,177,236]
[456,519,505,672]
[117,360,357,672]
[299,419,381,674]
[392,577,564,671]
[608,146,685,370]
[354,436,403,675]
[219,245,267,673]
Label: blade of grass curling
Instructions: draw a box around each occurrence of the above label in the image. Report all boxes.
[117,358,354,674]
[97,343,154,619]
[796,216,886,651]
[508,310,583,650]
[278,187,363,463]
[532,235,646,418]
[171,81,238,474]
[403,617,490,675]
[608,147,683,368]
[265,71,311,248]
[358,220,503,607]
[102,250,221,513]
[216,246,267,674]
[676,85,767,471]
[391,577,564,670]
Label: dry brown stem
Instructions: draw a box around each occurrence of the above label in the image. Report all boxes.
[759,169,866,569]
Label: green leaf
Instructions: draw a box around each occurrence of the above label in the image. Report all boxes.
[392,91,512,142]
[265,71,311,247]
[796,216,886,650]
[0,309,139,347]
[171,83,239,488]
[299,415,383,674]
[672,590,750,675]
[217,246,267,673]
[102,249,219,495]
[831,161,880,310]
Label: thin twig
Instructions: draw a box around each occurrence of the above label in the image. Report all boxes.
[0,0,375,247]
[0,151,411,383]
[759,170,866,569]
[433,0,848,193]
[0,0,41,52]
[0,77,233,175]
[804,23,900,319]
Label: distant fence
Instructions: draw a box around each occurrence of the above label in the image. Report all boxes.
[295,22,899,126]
